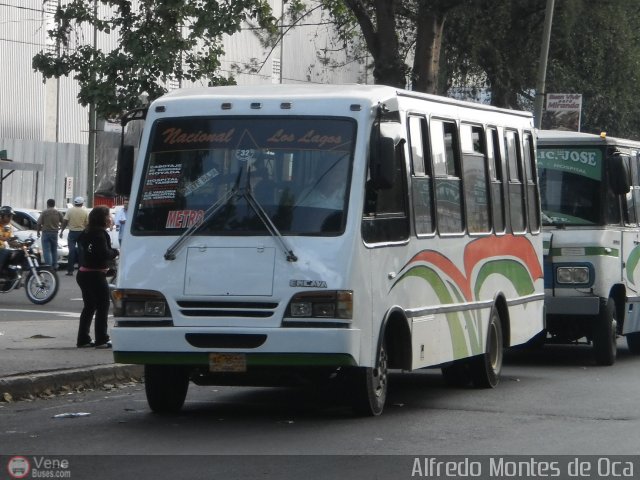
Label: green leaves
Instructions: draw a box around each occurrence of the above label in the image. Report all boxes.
[33,0,276,118]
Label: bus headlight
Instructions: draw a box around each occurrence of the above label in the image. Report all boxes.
[287,290,353,319]
[556,266,590,285]
[111,289,170,317]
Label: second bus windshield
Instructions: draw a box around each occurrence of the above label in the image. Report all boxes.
[538,146,604,225]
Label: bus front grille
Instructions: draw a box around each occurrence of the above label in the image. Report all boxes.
[176,300,278,318]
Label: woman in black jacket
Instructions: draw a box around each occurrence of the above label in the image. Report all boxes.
[76,206,119,348]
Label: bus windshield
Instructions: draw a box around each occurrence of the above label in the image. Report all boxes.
[538,146,604,226]
[132,117,356,236]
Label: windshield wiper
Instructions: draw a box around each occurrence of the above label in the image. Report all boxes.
[164,186,237,260]
[541,211,566,229]
[164,166,297,262]
[244,187,297,262]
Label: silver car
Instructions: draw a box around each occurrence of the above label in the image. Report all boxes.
[12,209,69,268]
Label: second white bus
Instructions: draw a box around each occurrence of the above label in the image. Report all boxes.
[538,129,640,365]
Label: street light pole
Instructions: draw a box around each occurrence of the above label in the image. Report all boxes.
[533,0,555,129]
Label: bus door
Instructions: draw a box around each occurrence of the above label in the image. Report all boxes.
[621,153,640,292]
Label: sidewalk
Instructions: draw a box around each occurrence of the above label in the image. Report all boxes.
[0,318,142,402]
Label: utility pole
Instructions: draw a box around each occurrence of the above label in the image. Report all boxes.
[86,0,98,207]
[279,0,284,84]
[533,0,555,129]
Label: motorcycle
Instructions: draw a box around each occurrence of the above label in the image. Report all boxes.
[0,237,59,304]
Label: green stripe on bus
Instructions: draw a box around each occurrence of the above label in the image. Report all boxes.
[451,287,483,356]
[474,259,536,298]
[401,267,469,359]
[113,352,357,367]
[626,245,640,284]
[548,247,619,257]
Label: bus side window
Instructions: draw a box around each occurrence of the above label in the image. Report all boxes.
[504,129,526,233]
[634,152,640,223]
[606,186,622,225]
[362,126,409,244]
[431,119,463,234]
[487,128,505,233]
[461,124,490,234]
[624,155,637,226]
[408,115,435,235]
[523,132,541,232]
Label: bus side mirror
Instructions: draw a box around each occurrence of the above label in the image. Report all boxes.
[115,145,135,196]
[369,137,396,189]
[608,155,631,194]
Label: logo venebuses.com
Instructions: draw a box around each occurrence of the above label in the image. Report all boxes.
[7,456,71,478]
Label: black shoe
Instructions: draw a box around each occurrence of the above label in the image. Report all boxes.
[66,272,74,276]
[95,341,112,349]
[77,341,95,348]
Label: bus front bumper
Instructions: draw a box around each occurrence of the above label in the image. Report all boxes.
[545,295,601,316]
[111,326,361,368]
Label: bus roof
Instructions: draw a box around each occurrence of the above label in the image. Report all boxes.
[151,84,533,119]
[537,129,640,149]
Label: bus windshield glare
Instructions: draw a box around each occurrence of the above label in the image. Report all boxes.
[132,117,356,236]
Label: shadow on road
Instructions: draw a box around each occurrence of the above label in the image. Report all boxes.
[505,339,637,368]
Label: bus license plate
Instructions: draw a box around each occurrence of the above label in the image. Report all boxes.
[209,353,246,372]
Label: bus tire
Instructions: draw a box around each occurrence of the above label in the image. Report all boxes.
[593,299,617,366]
[350,337,388,416]
[144,365,190,414]
[626,332,640,354]
[470,308,503,388]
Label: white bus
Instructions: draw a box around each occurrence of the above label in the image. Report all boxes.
[538,129,640,365]
[112,85,544,415]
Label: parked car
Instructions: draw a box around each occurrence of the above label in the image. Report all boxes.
[12,209,69,268]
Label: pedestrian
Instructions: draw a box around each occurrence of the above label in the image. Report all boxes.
[114,199,128,246]
[36,199,63,268]
[0,206,20,274]
[75,205,119,348]
[59,196,88,276]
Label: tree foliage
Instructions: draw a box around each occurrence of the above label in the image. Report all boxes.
[317,0,468,92]
[33,0,277,118]
[544,0,640,137]
[443,0,544,108]
[444,0,640,137]
[32,0,640,138]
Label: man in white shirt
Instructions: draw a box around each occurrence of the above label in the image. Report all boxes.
[60,196,88,276]
[114,200,128,246]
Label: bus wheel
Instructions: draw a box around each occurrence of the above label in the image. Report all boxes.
[626,332,640,354]
[350,338,388,416]
[145,365,190,414]
[593,299,617,366]
[470,308,503,388]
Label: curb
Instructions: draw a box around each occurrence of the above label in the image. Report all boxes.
[0,364,144,402]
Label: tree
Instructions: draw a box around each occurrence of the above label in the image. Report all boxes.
[443,0,545,109]
[33,0,277,118]
[441,0,640,138]
[309,0,467,92]
[544,0,640,137]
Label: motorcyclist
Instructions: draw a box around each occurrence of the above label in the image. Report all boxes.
[0,206,21,275]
